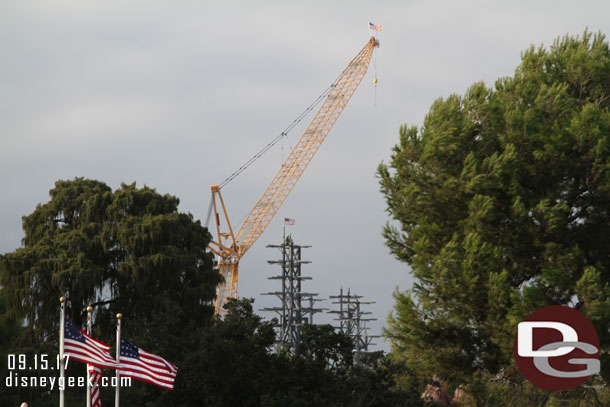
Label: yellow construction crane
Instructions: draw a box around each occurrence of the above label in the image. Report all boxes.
[209,36,379,314]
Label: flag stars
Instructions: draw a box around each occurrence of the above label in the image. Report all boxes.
[121,339,140,359]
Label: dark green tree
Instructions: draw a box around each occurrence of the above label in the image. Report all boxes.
[1,178,219,335]
[264,325,423,407]
[0,287,24,406]
[193,298,276,407]
[340,353,424,407]
[296,323,354,369]
[1,178,423,406]
[379,31,610,403]
[0,178,220,406]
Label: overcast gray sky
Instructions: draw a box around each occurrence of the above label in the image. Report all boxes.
[2,0,609,351]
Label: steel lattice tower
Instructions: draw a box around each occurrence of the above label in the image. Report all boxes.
[329,288,379,364]
[262,235,324,351]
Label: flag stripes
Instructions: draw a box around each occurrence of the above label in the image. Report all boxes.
[119,338,178,390]
[88,364,102,407]
[63,320,119,369]
[369,22,382,32]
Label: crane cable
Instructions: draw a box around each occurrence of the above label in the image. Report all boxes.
[373,42,378,107]
[205,70,346,229]
[217,79,342,190]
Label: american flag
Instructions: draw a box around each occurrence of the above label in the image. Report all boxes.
[88,364,102,407]
[119,338,178,390]
[63,320,119,369]
[284,218,295,226]
[369,22,382,32]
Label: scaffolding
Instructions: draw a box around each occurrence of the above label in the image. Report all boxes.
[329,288,379,364]
[261,235,325,351]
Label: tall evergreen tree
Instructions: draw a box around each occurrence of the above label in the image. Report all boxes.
[1,178,219,338]
[378,31,610,401]
[0,178,220,406]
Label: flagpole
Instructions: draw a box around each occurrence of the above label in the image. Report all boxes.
[115,313,122,407]
[86,306,92,407]
[59,297,66,407]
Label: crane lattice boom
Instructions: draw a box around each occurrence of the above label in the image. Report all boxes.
[210,37,379,314]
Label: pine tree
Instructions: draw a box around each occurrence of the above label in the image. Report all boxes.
[378,31,610,400]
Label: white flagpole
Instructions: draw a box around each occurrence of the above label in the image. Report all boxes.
[115,313,122,407]
[86,306,92,407]
[59,297,66,407]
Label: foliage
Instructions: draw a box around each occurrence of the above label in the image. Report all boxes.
[296,323,354,369]
[1,178,219,337]
[191,298,277,407]
[192,300,423,407]
[0,288,20,363]
[379,31,610,402]
[116,298,424,407]
[451,372,610,407]
[0,177,422,405]
[0,178,220,406]
[0,287,24,406]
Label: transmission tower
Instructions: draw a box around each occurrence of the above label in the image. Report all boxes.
[261,235,325,351]
[329,288,379,364]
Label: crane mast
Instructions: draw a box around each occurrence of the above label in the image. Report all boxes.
[209,37,379,314]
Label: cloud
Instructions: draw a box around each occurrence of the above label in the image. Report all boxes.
[2,0,610,350]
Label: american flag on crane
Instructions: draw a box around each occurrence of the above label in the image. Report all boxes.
[369,22,382,32]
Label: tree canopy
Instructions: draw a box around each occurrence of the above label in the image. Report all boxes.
[1,178,423,406]
[1,178,220,339]
[0,178,220,406]
[379,31,610,403]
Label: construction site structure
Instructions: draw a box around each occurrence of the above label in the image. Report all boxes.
[208,36,379,314]
[329,288,380,364]
[261,235,325,351]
